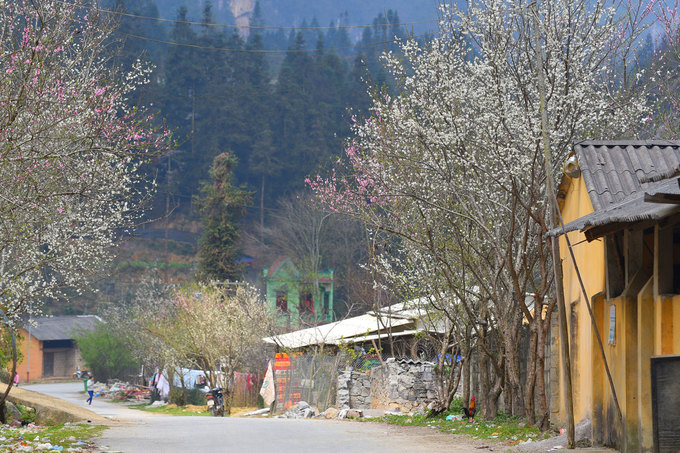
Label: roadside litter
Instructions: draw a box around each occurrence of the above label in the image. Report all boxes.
[0,423,94,452]
[277,401,318,419]
[243,408,269,417]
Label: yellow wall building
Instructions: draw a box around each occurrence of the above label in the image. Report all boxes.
[552,141,680,452]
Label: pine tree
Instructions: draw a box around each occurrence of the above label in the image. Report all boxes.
[156,6,201,205]
[197,153,252,282]
[104,0,166,68]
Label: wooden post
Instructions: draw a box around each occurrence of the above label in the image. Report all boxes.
[530,2,575,447]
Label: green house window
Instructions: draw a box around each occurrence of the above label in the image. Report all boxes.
[276,291,288,313]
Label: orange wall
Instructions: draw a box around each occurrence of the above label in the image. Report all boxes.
[16,328,42,383]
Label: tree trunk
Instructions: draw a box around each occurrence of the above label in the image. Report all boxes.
[462,327,472,405]
[462,351,471,406]
[524,321,538,424]
[479,334,503,419]
[536,304,554,430]
[224,368,234,415]
[260,174,265,244]
[471,351,478,404]
[502,317,525,417]
[505,366,513,415]
[479,346,491,418]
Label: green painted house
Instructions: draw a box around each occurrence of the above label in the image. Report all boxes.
[263,257,334,326]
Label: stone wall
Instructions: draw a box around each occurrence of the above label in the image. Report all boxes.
[336,370,371,409]
[337,358,439,412]
[369,358,438,412]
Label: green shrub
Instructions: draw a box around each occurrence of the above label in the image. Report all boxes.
[168,387,186,406]
[185,388,206,405]
[449,396,463,413]
[0,328,23,380]
[16,404,35,423]
[169,387,206,406]
[75,324,140,382]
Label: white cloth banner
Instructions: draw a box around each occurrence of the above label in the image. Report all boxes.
[260,360,275,406]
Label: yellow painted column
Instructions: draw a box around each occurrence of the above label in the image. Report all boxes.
[660,298,674,355]
[591,292,605,446]
[675,296,680,353]
[624,290,641,452]
[637,288,654,452]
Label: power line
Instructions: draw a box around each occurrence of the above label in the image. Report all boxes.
[116,30,439,54]
[58,0,439,31]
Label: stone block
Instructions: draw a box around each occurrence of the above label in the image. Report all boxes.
[322,407,339,419]
[347,409,363,419]
[3,402,21,423]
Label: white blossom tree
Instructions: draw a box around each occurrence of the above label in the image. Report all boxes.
[142,283,275,413]
[0,0,170,321]
[310,0,651,425]
[641,0,680,137]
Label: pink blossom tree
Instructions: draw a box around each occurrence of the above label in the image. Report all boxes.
[0,0,171,321]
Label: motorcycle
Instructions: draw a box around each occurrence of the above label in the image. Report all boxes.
[205,387,225,417]
[73,369,91,379]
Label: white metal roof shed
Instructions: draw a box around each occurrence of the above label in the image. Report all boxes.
[263,313,413,349]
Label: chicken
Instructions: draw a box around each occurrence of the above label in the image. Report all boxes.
[462,396,476,421]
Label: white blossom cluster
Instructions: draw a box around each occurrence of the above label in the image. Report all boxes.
[0,1,170,322]
[332,0,647,313]
[143,283,274,389]
[311,0,653,418]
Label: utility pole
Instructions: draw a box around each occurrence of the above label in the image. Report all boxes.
[164,154,171,284]
[530,2,575,448]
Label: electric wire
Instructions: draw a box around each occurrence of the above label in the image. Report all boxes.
[57,0,439,31]
[115,30,440,53]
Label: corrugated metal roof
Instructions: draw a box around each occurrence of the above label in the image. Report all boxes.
[395,358,434,366]
[263,313,414,349]
[574,140,680,211]
[328,329,422,345]
[25,315,102,341]
[549,176,680,237]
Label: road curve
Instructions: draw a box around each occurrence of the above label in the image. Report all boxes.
[25,382,483,453]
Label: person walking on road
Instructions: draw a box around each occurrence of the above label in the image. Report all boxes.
[85,377,94,405]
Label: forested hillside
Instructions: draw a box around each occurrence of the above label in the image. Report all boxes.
[52,0,433,314]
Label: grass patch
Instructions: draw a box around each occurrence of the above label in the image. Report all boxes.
[128,403,212,416]
[15,404,36,424]
[0,423,107,451]
[362,411,549,445]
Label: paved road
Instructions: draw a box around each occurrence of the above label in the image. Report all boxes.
[25,383,482,453]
